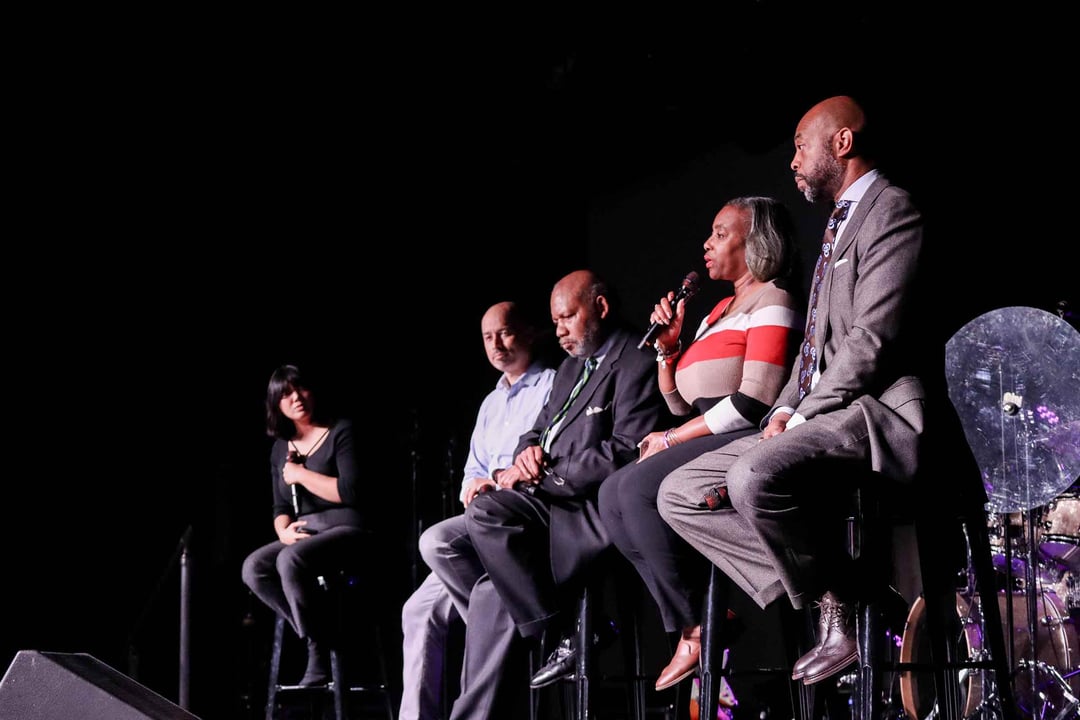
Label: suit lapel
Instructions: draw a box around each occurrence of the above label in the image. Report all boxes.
[558,330,623,430]
[830,176,887,261]
[818,176,889,336]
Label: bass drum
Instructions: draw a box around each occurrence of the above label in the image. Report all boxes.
[899,590,1079,719]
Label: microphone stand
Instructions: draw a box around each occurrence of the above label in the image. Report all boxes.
[126,524,194,710]
[442,434,457,521]
[179,526,192,710]
[409,408,421,590]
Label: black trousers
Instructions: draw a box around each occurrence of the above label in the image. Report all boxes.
[240,508,367,641]
[598,428,756,632]
[465,488,568,640]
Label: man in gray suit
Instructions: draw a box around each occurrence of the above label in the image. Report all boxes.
[658,95,927,687]
[425,269,663,719]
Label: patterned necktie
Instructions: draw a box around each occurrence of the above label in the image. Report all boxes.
[797,200,850,399]
[540,356,597,449]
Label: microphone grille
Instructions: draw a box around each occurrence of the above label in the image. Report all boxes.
[684,271,701,291]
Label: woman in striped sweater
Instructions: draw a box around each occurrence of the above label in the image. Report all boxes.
[598,196,804,693]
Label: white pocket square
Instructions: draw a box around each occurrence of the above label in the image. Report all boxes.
[833,258,849,268]
[585,405,606,416]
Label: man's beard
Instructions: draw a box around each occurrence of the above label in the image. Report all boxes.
[569,321,602,358]
[801,149,844,204]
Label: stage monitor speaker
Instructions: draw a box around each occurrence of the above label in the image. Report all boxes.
[0,650,199,720]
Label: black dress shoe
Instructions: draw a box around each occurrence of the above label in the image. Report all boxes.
[529,620,619,689]
[530,635,577,688]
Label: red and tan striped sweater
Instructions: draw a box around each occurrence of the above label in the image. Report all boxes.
[667,279,802,434]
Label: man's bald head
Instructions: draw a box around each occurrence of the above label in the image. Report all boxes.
[481,300,537,379]
[806,96,867,137]
[792,95,876,203]
[550,270,611,358]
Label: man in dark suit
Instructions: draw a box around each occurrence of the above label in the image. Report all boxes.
[659,95,930,687]
[425,269,663,720]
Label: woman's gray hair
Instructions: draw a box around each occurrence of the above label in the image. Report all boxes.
[726,196,798,282]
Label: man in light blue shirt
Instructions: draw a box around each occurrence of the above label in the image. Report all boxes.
[400,301,555,720]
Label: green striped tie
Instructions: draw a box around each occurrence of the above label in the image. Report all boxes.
[540,356,597,449]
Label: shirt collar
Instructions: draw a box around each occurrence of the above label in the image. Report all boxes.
[496,360,547,392]
[588,333,617,367]
[839,168,880,205]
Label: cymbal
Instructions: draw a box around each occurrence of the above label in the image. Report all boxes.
[945,306,1080,513]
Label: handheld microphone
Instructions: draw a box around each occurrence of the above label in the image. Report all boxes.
[638,271,701,350]
[287,450,305,515]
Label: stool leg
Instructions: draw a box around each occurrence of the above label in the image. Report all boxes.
[854,600,889,720]
[626,608,645,720]
[964,512,1019,720]
[699,565,729,720]
[613,560,646,720]
[779,604,815,720]
[852,486,890,720]
[575,588,591,720]
[330,648,345,720]
[529,641,542,720]
[373,624,396,720]
[915,506,1020,720]
[914,508,964,720]
[266,616,285,720]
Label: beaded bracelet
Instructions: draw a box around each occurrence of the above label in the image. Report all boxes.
[656,340,682,367]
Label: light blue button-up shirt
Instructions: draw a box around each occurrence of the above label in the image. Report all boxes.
[460,361,556,503]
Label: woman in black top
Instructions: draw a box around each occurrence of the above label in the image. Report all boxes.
[241,364,365,686]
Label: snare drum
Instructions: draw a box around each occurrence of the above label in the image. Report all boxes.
[988,510,1065,585]
[899,589,1079,719]
[1042,492,1080,572]
[988,511,1034,578]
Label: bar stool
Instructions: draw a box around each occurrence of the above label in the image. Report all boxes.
[531,551,648,720]
[694,473,1020,720]
[264,572,395,720]
[697,565,817,720]
[849,478,1018,720]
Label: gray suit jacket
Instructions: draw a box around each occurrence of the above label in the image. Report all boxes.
[772,174,926,481]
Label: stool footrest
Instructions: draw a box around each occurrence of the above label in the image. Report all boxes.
[274,682,390,692]
[274,684,331,692]
[890,661,1000,672]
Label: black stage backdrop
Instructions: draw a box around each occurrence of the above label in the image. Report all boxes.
[5,6,1077,719]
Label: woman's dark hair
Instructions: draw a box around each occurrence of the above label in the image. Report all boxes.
[264,364,333,439]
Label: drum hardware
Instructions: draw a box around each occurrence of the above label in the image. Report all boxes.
[991,660,1078,719]
[969,661,1079,720]
[940,307,1080,719]
[899,590,1080,719]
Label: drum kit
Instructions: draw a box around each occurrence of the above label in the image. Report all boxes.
[898,306,1080,720]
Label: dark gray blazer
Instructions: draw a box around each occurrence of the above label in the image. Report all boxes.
[515,326,663,583]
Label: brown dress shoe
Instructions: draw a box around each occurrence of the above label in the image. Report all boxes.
[800,591,857,685]
[791,592,836,680]
[655,626,701,691]
[790,646,817,681]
